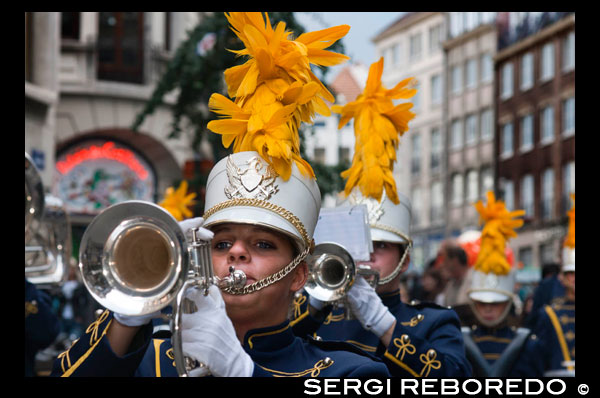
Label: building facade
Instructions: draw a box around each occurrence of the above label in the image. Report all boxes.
[26,12,208,250]
[495,12,575,281]
[373,12,447,270]
[443,13,498,237]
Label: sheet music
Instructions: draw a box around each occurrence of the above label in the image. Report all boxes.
[313,205,372,261]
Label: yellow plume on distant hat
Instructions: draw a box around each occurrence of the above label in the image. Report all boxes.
[332,57,416,204]
[207,12,350,181]
[473,191,525,275]
[564,193,575,248]
[159,180,197,221]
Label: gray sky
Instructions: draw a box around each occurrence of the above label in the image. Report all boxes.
[294,12,405,83]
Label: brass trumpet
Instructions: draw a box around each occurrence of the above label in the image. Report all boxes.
[78,200,245,376]
[25,153,71,288]
[304,242,379,318]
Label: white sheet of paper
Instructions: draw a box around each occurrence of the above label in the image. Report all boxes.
[313,205,372,261]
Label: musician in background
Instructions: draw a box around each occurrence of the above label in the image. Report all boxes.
[50,12,390,378]
[459,192,544,377]
[532,194,575,377]
[25,278,61,376]
[290,57,471,378]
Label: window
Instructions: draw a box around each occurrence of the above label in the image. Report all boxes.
[480,108,493,141]
[429,24,443,54]
[540,242,555,265]
[410,33,422,61]
[541,106,555,144]
[431,74,442,106]
[465,114,478,145]
[61,12,81,40]
[452,64,463,94]
[25,12,33,82]
[383,47,394,71]
[521,174,535,217]
[412,82,421,111]
[481,167,493,196]
[480,53,493,83]
[97,12,145,84]
[411,133,421,176]
[412,188,422,227]
[502,179,515,211]
[451,119,463,150]
[541,168,554,220]
[431,181,443,221]
[519,247,533,269]
[466,169,479,203]
[164,12,171,51]
[521,52,534,91]
[562,97,575,136]
[338,147,350,164]
[501,62,514,99]
[314,148,326,164]
[501,122,514,157]
[562,161,575,213]
[520,114,534,152]
[466,58,477,89]
[452,173,464,206]
[562,31,575,72]
[541,42,555,82]
[431,127,442,171]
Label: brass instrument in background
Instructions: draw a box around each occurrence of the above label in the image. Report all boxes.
[304,242,379,319]
[25,153,71,288]
[78,200,245,377]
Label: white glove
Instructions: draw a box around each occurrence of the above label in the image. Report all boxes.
[178,217,214,241]
[181,285,254,377]
[308,294,328,311]
[346,276,396,338]
[113,310,162,327]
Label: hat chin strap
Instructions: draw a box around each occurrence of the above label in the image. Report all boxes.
[378,241,412,286]
[221,246,311,295]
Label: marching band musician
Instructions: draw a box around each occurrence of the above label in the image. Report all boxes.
[290,57,471,378]
[51,12,390,378]
[25,278,61,376]
[532,194,575,377]
[459,192,544,377]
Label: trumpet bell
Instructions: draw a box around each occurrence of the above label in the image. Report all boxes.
[79,201,189,316]
[304,242,355,303]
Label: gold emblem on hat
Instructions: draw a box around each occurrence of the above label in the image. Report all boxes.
[349,190,385,223]
[225,156,279,200]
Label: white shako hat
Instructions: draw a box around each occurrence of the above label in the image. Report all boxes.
[338,188,412,245]
[202,151,321,252]
[469,267,517,303]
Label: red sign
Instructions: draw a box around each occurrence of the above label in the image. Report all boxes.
[56,141,149,180]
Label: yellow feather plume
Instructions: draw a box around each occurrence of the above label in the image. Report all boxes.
[333,57,416,204]
[159,180,197,221]
[564,193,575,248]
[207,12,350,180]
[473,191,525,275]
